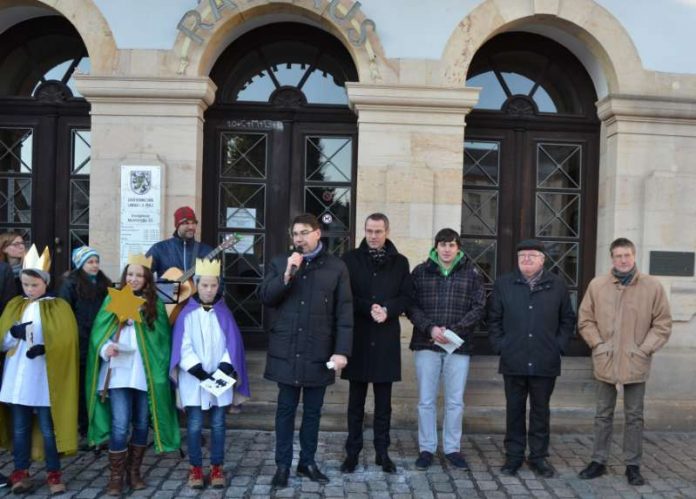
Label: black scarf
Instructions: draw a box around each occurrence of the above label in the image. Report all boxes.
[612,265,636,286]
[368,246,387,267]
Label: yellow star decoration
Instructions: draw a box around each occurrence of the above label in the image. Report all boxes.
[106,284,146,324]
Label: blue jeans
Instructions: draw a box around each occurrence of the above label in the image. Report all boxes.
[11,405,60,472]
[414,350,470,454]
[109,388,149,452]
[185,406,226,467]
[275,383,326,468]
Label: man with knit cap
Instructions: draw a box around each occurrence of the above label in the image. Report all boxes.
[488,239,575,479]
[577,238,671,486]
[146,206,214,278]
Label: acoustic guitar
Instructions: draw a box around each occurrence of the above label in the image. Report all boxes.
[159,233,240,323]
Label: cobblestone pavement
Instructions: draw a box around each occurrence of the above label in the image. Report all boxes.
[1,430,695,498]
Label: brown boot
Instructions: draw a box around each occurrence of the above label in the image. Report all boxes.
[106,449,127,496]
[46,470,66,495]
[209,465,225,488]
[10,469,33,494]
[126,444,147,490]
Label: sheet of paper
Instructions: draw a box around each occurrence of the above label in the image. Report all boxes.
[109,344,136,369]
[200,369,236,398]
[435,328,464,355]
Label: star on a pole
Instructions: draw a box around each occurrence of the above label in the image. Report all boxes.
[105,284,146,323]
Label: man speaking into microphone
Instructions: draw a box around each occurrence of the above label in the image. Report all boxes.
[260,213,353,488]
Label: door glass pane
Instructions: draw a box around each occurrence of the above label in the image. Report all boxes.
[461,238,497,286]
[221,133,267,178]
[305,136,352,182]
[72,130,91,174]
[537,143,581,189]
[535,193,580,238]
[0,129,32,173]
[223,281,263,329]
[220,183,266,230]
[70,179,89,225]
[0,178,31,223]
[544,241,579,287]
[305,186,351,231]
[462,190,498,236]
[464,141,499,186]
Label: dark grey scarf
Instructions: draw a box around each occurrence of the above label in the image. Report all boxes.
[612,265,636,286]
[368,246,387,267]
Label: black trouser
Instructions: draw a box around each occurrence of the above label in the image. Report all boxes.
[503,375,556,463]
[345,381,393,456]
[78,351,88,437]
[275,383,326,468]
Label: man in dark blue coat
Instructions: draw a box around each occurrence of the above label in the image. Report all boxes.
[488,239,576,478]
[146,206,214,278]
[260,213,353,488]
[339,213,412,474]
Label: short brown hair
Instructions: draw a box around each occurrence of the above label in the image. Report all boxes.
[291,213,320,231]
[610,237,636,256]
[365,213,389,230]
[434,228,461,248]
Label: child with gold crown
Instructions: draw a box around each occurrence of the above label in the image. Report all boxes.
[85,254,179,496]
[169,257,250,489]
[0,245,79,494]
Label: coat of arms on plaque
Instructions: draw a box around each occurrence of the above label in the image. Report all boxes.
[130,170,151,195]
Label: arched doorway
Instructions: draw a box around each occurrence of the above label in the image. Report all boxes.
[463,32,600,354]
[0,16,91,279]
[203,23,359,347]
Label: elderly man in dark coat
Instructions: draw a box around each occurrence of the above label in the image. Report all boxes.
[260,213,353,489]
[339,213,413,474]
[488,239,576,478]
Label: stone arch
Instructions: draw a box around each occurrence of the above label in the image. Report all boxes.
[441,0,645,98]
[169,0,394,84]
[0,0,118,73]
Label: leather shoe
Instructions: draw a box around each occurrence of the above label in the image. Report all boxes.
[296,464,329,484]
[445,452,470,470]
[340,455,358,473]
[528,458,556,478]
[500,460,522,476]
[415,451,433,470]
[625,465,645,486]
[271,466,289,488]
[578,461,606,480]
[376,453,396,473]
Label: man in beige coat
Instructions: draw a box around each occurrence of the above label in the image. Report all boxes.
[577,238,671,486]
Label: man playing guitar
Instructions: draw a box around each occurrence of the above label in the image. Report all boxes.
[147,206,213,278]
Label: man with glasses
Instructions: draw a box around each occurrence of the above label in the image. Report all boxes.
[488,239,575,478]
[577,238,671,486]
[146,206,213,278]
[260,213,353,488]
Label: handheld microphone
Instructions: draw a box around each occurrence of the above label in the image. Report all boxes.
[289,246,302,277]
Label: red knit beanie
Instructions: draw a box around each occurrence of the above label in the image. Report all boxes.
[174,206,197,227]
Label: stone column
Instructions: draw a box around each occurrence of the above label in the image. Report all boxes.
[74,75,216,278]
[596,94,696,426]
[346,83,480,262]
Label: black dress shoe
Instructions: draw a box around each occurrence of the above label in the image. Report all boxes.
[376,453,396,473]
[296,464,329,484]
[578,461,607,480]
[625,465,645,486]
[340,455,359,473]
[500,461,522,476]
[414,451,433,470]
[528,458,556,478]
[271,466,289,488]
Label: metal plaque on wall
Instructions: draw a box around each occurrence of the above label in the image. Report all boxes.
[649,251,695,277]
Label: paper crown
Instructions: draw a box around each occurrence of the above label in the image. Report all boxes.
[195,258,221,277]
[23,244,51,273]
[127,253,153,269]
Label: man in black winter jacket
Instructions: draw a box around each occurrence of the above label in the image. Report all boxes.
[260,213,353,488]
[339,213,412,474]
[488,239,576,478]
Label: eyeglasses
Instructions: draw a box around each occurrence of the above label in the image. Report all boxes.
[518,252,543,260]
[8,242,26,248]
[291,229,317,238]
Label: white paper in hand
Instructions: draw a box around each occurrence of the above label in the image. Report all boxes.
[109,344,136,369]
[435,329,464,354]
[200,369,236,398]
